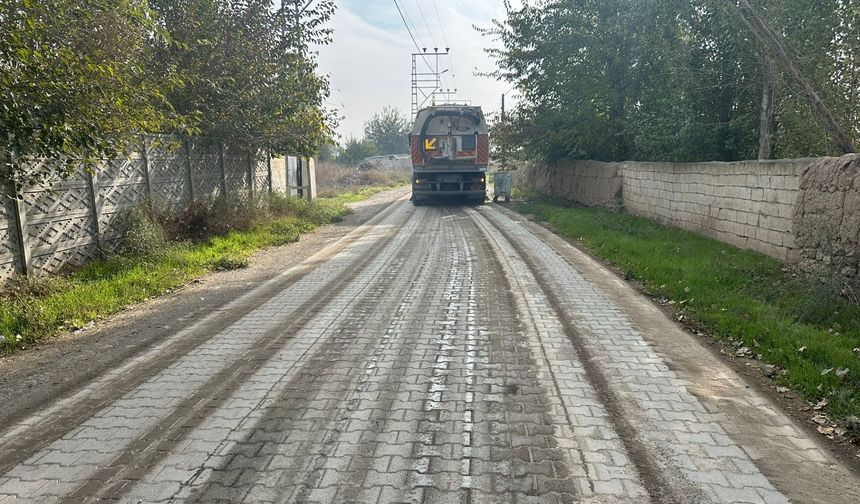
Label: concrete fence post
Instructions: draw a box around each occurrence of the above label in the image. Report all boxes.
[140,135,152,200]
[267,152,273,194]
[305,157,316,202]
[9,183,31,276]
[85,171,103,255]
[247,153,254,200]
[218,141,228,196]
[184,138,194,202]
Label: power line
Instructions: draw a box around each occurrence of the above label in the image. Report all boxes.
[431,0,450,48]
[412,0,448,91]
[429,0,457,97]
[413,1,438,48]
[393,1,424,56]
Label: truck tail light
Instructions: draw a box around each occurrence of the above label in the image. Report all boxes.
[411,136,424,165]
[477,134,490,164]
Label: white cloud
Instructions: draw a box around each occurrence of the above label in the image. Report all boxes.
[317,0,517,140]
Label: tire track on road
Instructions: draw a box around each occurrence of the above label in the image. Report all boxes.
[469,207,657,502]
[181,205,440,503]
[475,206,790,503]
[62,202,420,502]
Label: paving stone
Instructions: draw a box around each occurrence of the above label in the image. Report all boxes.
[0,203,848,503]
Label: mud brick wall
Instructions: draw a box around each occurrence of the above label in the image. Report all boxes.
[518,160,624,210]
[793,154,860,285]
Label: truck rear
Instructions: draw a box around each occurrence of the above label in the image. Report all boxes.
[410,105,489,205]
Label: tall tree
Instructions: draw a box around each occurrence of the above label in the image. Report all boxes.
[363,107,411,155]
[0,0,182,187]
[484,0,859,163]
[149,0,336,156]
[725,0,855,153]
[337,137,379,165]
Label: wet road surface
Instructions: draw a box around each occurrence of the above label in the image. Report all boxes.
[0,193,858,503]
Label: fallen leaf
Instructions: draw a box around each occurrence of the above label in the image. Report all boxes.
[821,367,834,376]
[776,386,790,393]
[835,368,850,379]
[798,346,808,353]
[813,414,829,425]
[814,398,829,410]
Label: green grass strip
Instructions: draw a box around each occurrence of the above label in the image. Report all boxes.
[521,197,860,422]
[320,184,405,205]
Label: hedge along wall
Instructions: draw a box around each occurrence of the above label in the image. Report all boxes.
[519,156,860,278]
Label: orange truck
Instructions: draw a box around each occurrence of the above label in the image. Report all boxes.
[410,105,489,205]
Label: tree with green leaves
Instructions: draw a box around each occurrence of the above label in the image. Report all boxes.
[1,0,337,189]
[363,106,411,155]
[148,0,336,157]
[337,137,380,165]
[483,0,859,164]
[0,0,186,188]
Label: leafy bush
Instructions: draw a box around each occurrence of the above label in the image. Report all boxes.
[165,196,269,241]
[115,206,168,258]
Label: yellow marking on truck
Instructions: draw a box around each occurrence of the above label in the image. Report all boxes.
[424,137,437,151]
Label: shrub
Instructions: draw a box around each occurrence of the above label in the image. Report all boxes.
[168,196,269,241]
[115,206,168,258]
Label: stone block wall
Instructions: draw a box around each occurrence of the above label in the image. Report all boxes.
[622,160,810,261]
[518,156,860,272]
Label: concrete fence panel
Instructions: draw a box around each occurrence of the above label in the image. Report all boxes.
[0,135,287,282]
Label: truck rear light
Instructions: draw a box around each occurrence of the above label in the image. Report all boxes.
[477,134,490,164]
[411,136,424,165]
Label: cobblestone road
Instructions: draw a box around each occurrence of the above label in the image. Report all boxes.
[0,196,858,503]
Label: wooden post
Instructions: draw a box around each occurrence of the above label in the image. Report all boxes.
[85,171,103,255]
[9,184,31,276]
[184,138,194,202]
[218,141,228,196]
[140,135,152,199]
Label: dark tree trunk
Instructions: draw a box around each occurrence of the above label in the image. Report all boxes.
[758,55,776,160]
[728,0,855,154]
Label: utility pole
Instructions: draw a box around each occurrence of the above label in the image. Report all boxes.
[411,48,453,116]
[501,93,506,122]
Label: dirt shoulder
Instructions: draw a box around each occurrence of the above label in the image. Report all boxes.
[0,187,408,428]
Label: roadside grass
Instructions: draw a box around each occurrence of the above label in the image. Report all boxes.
[322,185,401,204]
[520,197,860,424]
[0,193,358,355]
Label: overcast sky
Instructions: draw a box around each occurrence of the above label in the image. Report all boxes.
[317,0,517,140]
